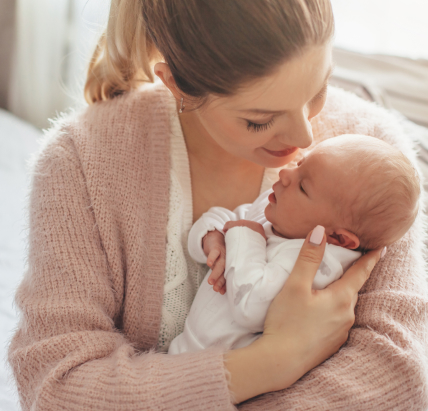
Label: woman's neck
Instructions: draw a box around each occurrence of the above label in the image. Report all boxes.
[178,109,265,221]
[179,110,257,171]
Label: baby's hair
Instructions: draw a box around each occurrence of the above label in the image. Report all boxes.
[84,0,334,104]
[339,136,420,251]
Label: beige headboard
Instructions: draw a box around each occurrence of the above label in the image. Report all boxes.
[0,0,15,110]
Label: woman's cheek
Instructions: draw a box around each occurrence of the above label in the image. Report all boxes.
[218,122,258,149]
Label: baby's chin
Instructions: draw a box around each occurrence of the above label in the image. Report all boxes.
[271,226,289,238]
[270,219,308,240]
[265,207,297,239]
[265,209,288,238]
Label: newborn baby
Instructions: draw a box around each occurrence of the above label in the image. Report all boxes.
[168,134,420,354]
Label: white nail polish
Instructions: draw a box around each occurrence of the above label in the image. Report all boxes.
[309,225,325,245]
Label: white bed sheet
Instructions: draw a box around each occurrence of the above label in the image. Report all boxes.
[0,109,40,411]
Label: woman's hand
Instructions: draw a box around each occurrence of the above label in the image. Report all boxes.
[203,229,227,294]
[225,225,385,404]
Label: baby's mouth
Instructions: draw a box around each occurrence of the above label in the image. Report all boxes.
[268,191,277,204]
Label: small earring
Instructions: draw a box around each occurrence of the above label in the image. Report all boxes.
[179,98,185,114]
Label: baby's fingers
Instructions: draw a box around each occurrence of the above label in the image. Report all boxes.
[208,258,226,287]
[213,275,226,293]
[207,249,220,268]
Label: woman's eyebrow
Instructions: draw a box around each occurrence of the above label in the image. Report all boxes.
[237,64,335,115]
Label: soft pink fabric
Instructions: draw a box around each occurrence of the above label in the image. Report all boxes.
[8,82,428,410]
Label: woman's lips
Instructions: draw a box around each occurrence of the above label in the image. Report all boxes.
[268,192,276,204]
[263,146,298,158]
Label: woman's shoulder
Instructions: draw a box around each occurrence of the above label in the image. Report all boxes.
[81,79,171,127]
[33,80,172,176]
[28,81,172,212]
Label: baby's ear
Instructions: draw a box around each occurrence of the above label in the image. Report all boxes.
[327,228,360,250]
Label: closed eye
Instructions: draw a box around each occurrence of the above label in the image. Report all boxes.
[246,118,275,132]
[300,182,307,195]
[309,83,328,105]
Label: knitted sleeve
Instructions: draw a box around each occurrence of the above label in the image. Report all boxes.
[7,134,235,411]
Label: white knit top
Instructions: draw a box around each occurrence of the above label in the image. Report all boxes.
[157,97,280,351]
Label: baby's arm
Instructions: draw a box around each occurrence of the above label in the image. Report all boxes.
[224,226,295,331]
[223,220,267,240]
[224,228,346,332]
[188,205,252,293]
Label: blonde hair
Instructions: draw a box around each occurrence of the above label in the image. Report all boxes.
[85,0,334,104]
[333,135,421,251]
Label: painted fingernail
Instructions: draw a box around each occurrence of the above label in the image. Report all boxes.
[380,246,387,258]
[309,225,325,246]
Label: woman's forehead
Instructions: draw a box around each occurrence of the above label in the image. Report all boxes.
[209,44,333,114]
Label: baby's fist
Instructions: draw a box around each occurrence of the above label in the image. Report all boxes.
[203,230,227,295]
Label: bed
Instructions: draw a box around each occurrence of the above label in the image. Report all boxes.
[0,108,40,411]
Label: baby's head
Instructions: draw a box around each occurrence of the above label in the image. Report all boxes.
[265,134,420,251]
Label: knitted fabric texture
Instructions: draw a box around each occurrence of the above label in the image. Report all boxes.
[8,81,428,410]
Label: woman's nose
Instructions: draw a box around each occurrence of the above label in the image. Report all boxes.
[277,111,313,149]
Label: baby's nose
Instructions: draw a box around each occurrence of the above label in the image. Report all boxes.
[279,169,292,186]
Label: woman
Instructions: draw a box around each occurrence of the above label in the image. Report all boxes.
[8,0,427,409]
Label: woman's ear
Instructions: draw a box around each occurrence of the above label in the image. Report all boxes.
[326,228,360,250]
[154,62,182,100]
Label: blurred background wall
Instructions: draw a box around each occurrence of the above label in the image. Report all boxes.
[0,0,427,129]
[0,0,15,110]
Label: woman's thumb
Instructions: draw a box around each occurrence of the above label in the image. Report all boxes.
[288,225,327,286]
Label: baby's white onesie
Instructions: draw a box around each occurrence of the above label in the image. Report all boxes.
[168,190,361,355]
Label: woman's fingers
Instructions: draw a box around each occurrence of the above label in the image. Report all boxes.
[329,247,385,296]
[287,226,327,288]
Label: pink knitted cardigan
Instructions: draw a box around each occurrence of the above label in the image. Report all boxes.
[8,81,428,410]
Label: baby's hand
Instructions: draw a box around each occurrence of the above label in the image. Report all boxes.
[203,230,226,294]
[223,220,267,240]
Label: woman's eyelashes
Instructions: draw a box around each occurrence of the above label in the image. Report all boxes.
[310,83,328,105]
[299,182,307,195]
[245,86,328,133]
[246,118,275,132]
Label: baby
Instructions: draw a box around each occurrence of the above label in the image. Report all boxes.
[168,134,420,354]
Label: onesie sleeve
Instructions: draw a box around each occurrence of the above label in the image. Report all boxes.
[224,227,293,331]
[188,204,252,263]
[224,228,351,331]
